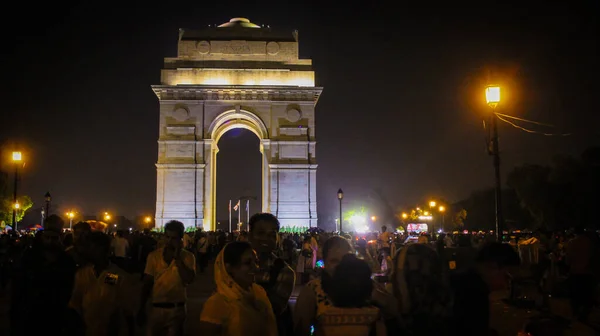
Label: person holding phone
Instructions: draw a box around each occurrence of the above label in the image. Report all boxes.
[69,232,136,336]
[138,220,196,336]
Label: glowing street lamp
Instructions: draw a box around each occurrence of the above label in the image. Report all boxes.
[485,85,503,240]
[144,216,153,229]
[401,213,408,219]
[485,86,501,108]
[11,152,22,230]
[104,212,111,221]
[337,189,344,232]
[66,211,75,230]
[13,202,20,230]
[371,216,377,222]
[12,152,22,162]
[438,206,446,231]
[428,201,437,234]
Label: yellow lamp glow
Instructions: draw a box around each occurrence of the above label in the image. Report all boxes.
[144,216,152,223]
[12,151,22,162]
[485,86,500,107]
[14,202,20,209]
[401,213,408,219]
[439,205,445,212]
[371,216,377,221]
[429,201,436,207]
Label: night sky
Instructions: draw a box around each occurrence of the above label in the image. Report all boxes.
[1,1,597,225]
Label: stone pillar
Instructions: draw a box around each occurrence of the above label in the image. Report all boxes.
[260,139,272,213]
[155,163,202,229]
[269,164,318,228]
[202,140,218,231]
[268,136,318,228]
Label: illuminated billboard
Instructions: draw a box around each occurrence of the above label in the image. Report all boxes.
[406,223,428,233]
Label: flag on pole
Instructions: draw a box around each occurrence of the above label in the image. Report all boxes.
[233,200,240,211]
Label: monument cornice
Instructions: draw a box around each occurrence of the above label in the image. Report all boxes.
[152,85,322,104]
[269,164,318,169]
[156,163,206,169]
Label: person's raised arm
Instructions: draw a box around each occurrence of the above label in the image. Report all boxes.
[174,245,195,284]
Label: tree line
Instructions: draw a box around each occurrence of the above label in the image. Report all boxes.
[453,147,600,231]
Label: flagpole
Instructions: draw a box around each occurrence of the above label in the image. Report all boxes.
[246,199,250,231]
[238,199,241,231]
[228,200,232,233]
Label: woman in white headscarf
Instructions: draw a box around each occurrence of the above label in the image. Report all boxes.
[199,241,277,336]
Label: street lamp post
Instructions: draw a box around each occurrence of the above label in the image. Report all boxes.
[337,189,344,233]
[428,200,436,235]
[438,205,446,232]
[486,85,503,241]
[66,211,75,230]
[13,202,20,231]
[11,152,22,230]
[44,192,52,224]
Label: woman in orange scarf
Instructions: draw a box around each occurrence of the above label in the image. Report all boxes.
[199,241,278,336]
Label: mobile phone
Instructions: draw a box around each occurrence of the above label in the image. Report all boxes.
[104,273,119,285]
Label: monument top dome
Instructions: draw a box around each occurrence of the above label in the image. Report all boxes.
[218,18,260,28]
[179,17,296,42]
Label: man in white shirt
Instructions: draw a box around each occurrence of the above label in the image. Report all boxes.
[379,226,391,250]
[138,221,196,336]
[69,232,136,336]
[111,230,129,270]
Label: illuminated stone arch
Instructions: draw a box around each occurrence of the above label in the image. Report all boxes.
[208,108,269,142]
[153,18,322,231]
[202,108,271,230]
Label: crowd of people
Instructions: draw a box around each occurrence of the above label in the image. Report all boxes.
[0,212,598,336]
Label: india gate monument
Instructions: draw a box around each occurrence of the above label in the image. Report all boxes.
[153,18,321,230]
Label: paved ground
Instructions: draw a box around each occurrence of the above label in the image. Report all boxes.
[1,263,599,335]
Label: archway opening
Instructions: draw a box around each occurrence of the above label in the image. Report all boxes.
[215,128,262,231]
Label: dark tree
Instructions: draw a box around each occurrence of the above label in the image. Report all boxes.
[507,147,600,231]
